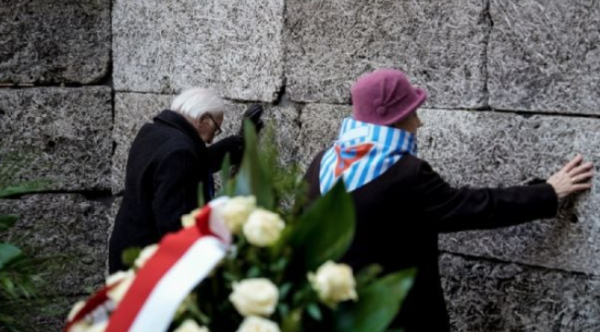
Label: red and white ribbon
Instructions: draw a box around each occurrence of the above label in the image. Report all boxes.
[64,197,232,332]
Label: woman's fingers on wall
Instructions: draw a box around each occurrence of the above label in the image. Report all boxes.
[563,154,583,172]
[568,162,594,177]
[572,171,594,184]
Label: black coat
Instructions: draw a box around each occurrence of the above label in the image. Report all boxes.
[109,110,243,273]
[304,151,558,331]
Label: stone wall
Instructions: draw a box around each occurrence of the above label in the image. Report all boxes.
[0,0,599,331]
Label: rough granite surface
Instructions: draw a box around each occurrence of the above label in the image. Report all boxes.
[441,253,600,332]
[0,87,113,191]
[297,104,352,170]
[113,0,285,102]
[0,0,111,84]
[285,0,489,108]
[488,0,600,115]
[0,194,110,297]
[419,109,600,275]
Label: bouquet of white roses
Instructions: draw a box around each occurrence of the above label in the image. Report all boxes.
[63,123,414,332]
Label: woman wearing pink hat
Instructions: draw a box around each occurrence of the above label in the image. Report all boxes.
[304,69,594,331]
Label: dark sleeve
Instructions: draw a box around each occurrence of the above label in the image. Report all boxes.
[415,161,558,233]
[304,150,326,204]
[152,149,200,235]
[208,135,244,172]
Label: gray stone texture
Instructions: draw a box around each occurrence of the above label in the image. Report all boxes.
[0,87,113,191]
[0,194,110,297]
[418,109,600,275]
[4,296,78,332]
[112,0,285,102]
[220,103,301,166]
[297,104,352,170]
[105,197,122,276]
[285,0,488,108]
[112,93,300,193]
[440,253,600,332]
[0,0,111,84]
[488,0,600,114]
[112,93,172,193]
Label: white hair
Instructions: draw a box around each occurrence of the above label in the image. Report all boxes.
[170,88,224,119]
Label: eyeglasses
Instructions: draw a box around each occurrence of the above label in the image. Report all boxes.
[206,113,222,136]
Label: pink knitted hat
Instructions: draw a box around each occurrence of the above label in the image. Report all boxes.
[351,69,427,126]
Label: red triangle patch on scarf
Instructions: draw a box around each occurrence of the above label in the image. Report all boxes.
[334,143,374,177]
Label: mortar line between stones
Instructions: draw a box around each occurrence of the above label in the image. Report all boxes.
[423,107,600,120]
[441,250,600,279]
[482,108,600,120]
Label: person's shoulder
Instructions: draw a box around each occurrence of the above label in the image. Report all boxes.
[304,149,328,180]
[306,149,327,170]
[383,155,435,185]
[392,154,428,171]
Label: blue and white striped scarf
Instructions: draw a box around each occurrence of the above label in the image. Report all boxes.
[319,117,417,194]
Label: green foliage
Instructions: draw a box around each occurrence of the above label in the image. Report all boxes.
[334,269,416,332]
[122,247,142,269]
[289,181,355,271]
[0,149,51,331]
[232,121,275,210]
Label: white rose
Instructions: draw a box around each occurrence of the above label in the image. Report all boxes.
[220,196,257,234]
[181,208,202,228]
[68,322,91,332]
[243,209,285,247]
[174,319,210,332]
[67,300,86,321]
[236,316,280,332]
[308,261,358,306]
[106,269,136,304]
[134,244,159,269]
[229,278,278,317]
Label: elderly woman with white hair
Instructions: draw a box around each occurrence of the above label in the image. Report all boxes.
[109,88,263,273]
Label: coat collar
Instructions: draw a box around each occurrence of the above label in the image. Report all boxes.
[154,110,208,155]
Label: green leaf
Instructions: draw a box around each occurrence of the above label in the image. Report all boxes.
[121,247,142,268]
[246,266,261,278]
[355,264,384,287]
[218,154,233,196]
[279,282,293,299]
[0,243,22,269]
[197,182,205,208]
[290,180,355,270]
[333,269,416,332]
[233,121,275,210]
[0,215,19,232]
[307,303,323,321]
[281,308,303,332]
[0,180,51,199]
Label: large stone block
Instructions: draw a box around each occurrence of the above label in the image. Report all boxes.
[0,194,110,297]
[112,93,300,193]
[285,0,488,108]
[418,109,600,275]
[488,0,600,114]
[297,104,352,170]
[0,87,112,191]
[440,253,600,332]
[113,0,284,102]
[0,0,111,84]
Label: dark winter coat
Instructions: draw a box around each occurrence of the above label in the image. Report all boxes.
[304,151,558,331]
